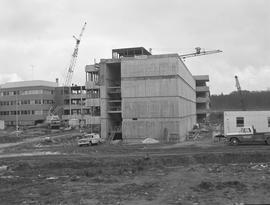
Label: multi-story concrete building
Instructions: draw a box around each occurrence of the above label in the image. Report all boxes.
[0,80,57,126]
[0,81,91,127]
[193,75,210,122]
[85,47,197,143]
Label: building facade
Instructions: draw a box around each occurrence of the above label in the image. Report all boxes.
[193,75,210,123]
[58,85,95,128]
[0,80,57,126]
[85,47,197,143]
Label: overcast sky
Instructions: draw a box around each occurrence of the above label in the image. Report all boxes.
[0,0,269,94]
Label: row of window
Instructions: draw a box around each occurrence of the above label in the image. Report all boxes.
[236,117,270,127]
[5,121,40,126]
[71,89,86,95]
[63,107,101,116]
[0,110,46,116]
[0,89,54,96]
[0,99,54,106]
[86,89,100,98]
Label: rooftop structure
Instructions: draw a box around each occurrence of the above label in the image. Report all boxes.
[112,47,152,59]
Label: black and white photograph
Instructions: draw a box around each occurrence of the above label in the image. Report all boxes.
[0,0,270,204]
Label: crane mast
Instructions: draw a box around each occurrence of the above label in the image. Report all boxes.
[179,47,222,59]
[235,75,246,111]
[64,22,87,86]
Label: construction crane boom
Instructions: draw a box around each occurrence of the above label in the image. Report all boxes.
[179,47,222,59]
[64,22,87,86]
[235,75,246,111]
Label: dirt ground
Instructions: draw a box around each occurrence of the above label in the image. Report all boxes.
[1,130,270,204]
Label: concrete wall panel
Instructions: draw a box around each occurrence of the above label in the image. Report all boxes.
[100,119,108,139]
[120,54,196,143]
[122,56,179,78]
[122,117,197,143]
[122,97,181,119]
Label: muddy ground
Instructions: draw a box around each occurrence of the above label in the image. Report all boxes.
[1,150,270,204]
[1,131,270,204]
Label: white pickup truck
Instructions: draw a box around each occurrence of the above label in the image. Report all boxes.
[78,133,102,146]
[226,126,270,145]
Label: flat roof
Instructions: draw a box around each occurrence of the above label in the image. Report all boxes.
[193,75,209,81]
[0,80,58,89]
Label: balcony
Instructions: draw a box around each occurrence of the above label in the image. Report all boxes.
[196,97,210,103]
[193,75,209,81]
[196,108,210,115]
[107,105,121,113]
[85,81,100,89]
[196,86,209,92]
[108,88,121,96]
[85,65,99,72]
[107,100,121,113]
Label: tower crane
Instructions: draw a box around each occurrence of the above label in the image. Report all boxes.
[235,75,246,111]
[179,47,222,59]
[64,22,87,86]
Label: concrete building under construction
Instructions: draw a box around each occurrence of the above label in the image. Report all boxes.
[85,47,197,143]
[193,75,210,123]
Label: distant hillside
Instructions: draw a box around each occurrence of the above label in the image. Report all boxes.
[210,91,270,111]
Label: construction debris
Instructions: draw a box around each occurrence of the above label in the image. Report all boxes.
[0,165,8,172]
[186,130,201,141]
[142,138,159,144]
[250,163,268,171]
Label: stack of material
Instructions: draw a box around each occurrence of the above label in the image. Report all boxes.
[142,138,159,144]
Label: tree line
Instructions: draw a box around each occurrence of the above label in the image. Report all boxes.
[210,90,270,111]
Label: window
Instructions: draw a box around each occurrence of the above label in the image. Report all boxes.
[268,117,270,127]
[0,111,9,116]
[35,110,43,115]
[21,90,43,95]
[87,89,100,98]
[35,99,42,104]
[84,106,100,116]
[236,117,244,127]
[241,128,251,133]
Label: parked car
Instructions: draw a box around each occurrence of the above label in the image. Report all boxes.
[225,126,270,145]
[78,133,102,146]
